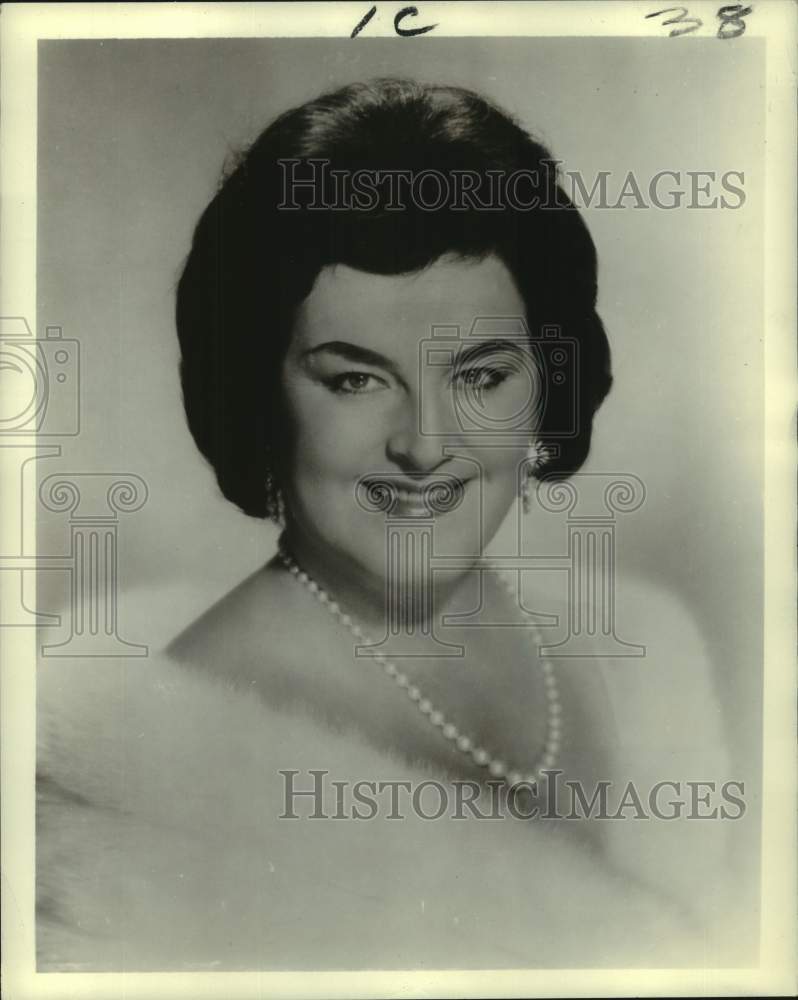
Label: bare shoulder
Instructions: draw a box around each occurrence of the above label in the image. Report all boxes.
[609,572,718,702]
[601,572,730,767]
[165,559,309,679]
[614,572,711,658]
[580,575,745,952]
[520,567,726,758]
[522,566,711,659]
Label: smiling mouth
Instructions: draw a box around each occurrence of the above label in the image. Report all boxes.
[359,476,469,517]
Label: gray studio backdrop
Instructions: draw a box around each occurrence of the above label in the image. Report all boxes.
[35,38,763,775]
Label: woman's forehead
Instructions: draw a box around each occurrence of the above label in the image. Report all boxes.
[290,254,526,356]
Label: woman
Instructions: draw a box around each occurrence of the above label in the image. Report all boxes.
[37,79,741,970]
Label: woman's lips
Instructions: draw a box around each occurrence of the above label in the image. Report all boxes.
[392,488,434,514]
[361,476,471,516]
[394,487,430,505]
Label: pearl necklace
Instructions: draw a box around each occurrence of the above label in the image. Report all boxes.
[277,538,563,788]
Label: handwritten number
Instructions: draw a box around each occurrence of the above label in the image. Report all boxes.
[352,4,437,38]
[351,5,378,38]
[647,3,752,37]
[717,4,751,38]
[645,6,703,37]
[394,6,438,37]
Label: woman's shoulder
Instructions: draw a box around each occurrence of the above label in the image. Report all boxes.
[520,569,727,755]
[36,561,341,826]
[165,561,378,739]
[598,571,728,765]
[165,560,303,675]
[537,570,733,806]
[540,572,745,944]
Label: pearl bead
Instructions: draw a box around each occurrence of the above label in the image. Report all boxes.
[489,760,506,778]
[419,699,433,715]
[308,580,318,593]
[297,571,308,584]
[350,624,363,638]
[429,710,444,727]
[472,748,489,766]
[542,753,556,768]
[395,673,408,688]
[384,662,397,677]
[545,739,560,755]
[549,703,562,716]
[327,601,339,615]
[339,613,352,627]
[442,723,458,740]
[507,771,524,787]
[407,686,421,701]
[456,735,472,753]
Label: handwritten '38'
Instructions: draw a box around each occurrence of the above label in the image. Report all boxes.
[646,4,753,39]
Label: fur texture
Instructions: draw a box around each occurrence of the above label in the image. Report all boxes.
[36,578,748,971]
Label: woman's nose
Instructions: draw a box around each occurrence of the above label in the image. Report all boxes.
[386,391,459,473]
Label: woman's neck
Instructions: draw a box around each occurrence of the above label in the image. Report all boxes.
[278,524,483,642]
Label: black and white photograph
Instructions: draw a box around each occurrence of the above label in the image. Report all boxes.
[1,2,795,997]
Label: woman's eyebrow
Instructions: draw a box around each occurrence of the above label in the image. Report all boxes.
[302,341,399,374]
[454,338,530,365]
[302,337,528,375]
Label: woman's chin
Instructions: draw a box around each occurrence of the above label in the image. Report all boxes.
[294,493,511,591]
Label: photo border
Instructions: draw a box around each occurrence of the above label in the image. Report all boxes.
[2,3,795,997]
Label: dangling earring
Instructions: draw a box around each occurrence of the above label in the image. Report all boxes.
[521,439,548,514]
[265,469,286,527]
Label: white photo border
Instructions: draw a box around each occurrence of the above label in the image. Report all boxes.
[2,3,795,997]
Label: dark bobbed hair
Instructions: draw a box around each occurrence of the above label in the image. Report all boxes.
[176,78,613,519]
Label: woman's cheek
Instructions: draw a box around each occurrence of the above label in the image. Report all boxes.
[294,400,387,477]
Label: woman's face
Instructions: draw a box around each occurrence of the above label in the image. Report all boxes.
[280,253,539,588]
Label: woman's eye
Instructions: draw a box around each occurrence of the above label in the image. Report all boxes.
[327,371,387,395]
[453,367,514,392]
